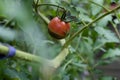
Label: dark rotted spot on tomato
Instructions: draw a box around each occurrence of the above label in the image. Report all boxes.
[48,29,65,39]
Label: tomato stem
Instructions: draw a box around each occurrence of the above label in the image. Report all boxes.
[56,7,59,17]
[33,0,39,12]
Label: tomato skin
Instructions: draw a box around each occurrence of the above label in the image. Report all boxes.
[48,17,70,39]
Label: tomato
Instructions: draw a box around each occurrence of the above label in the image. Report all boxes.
[48,17,70,39]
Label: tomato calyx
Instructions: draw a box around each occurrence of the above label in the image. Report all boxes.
[60,11,78,23]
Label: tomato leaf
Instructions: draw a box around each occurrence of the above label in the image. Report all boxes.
[79,14,92,22]
[79,37,93,57]
[93,26,119,50]
[95,27,119,43]
[97,14,112,27]
[91,0,104,16]
[102,48,120,59]
[4,68,20,80]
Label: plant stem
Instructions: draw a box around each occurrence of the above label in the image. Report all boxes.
[81,20,87,26]
[0,45,49,64]
[33,0,39,12]
[38,11,50,24]
[36,0,39,5]
[4,18,14,27]
[52,48,69,68]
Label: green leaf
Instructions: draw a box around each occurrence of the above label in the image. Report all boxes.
[4,68,30,80]
[79,14,92,22]
[18,72,29,80]
[4,68,20,80]
[97,14,112,27]
[79,37,93,54]
[91,0,104,16]
[102,48,120,59]
[71,62,87,68]
[76,7,87,14]
[93,26,119,50]
[95,27,119,43]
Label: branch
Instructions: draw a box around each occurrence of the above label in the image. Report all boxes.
[0,45,50,64]
[38,11,50,24]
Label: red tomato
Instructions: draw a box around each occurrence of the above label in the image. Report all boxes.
[48,17,70,39]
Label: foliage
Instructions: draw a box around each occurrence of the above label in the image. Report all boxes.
[0,0,120,80]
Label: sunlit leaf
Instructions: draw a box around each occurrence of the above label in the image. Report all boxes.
[91,0,104,16]
[79,37,94,61]
[94,26,119,50]
[95,26,119,43]
[102,48,120,59]
[97,14,112,27]
[79,14,92,22]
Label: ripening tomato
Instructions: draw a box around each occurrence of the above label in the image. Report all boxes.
[48,17,70,39]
